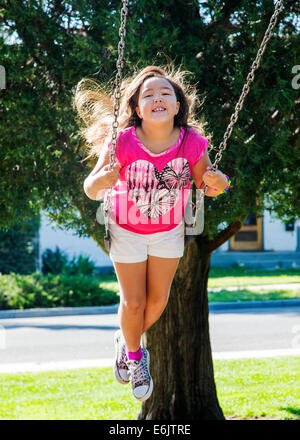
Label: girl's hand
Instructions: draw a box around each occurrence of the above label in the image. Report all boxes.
[98,163,121,188]
[202,167,227,190]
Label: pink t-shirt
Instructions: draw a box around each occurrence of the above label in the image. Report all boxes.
[105,125,208,234]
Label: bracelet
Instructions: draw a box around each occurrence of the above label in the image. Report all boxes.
[213,174,231,195]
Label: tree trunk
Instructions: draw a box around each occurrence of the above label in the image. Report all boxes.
[138,237,225,420]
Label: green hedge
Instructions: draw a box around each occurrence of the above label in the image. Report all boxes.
[41,246,97,276]
[0,272,119,310]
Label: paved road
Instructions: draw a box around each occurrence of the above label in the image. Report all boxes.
[0,306,299,368]
[209,306,300,352]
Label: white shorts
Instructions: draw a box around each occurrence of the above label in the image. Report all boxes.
[109,221,185,263]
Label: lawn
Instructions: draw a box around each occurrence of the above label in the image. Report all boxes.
[207,288,300,302]
[100,267,300,302]
[0,356,299,420]
[208,266,300,288]
[0,267,298,310]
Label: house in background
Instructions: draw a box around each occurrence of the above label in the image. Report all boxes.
[213,209,300,268]
[39,213,113,273]
[39,208,300,271]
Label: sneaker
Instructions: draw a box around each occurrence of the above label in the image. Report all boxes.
[113,330,130,384]
[126,348,153,401]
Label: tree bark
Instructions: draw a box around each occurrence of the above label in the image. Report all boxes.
[138,237,225,420]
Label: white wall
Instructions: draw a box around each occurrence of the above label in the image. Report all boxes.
[39,209,299,266]
[39,212,112,268]
[214,211,299,252]
[263,210,299,251]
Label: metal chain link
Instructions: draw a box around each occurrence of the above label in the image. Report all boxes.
[104,0,129,214]
[211,0,284,171]
[104,0,283,212]
[109,0,128,168]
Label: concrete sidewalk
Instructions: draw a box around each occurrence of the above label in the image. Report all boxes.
[1,348,300,374]
[0,298,299,319]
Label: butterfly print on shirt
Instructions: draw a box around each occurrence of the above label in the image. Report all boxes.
[154,161,190,191]
[125,159,191,219]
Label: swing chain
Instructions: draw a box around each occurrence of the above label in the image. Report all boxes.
[104,0,129,216]
[109,0,128,169]
[211,0,284,171]
[103,0,283,219]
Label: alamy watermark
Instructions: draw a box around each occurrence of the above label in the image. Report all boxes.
[95,188,205,235]
[291,65,300,90]
[0,65,6,89]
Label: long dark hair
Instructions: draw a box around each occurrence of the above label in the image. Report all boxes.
[74,63,210,160]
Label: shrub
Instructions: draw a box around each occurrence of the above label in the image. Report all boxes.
[66,254,97,276]
[42,247,97,276]
[0,274,25,309]
[0,272,119,310]
[41,247,69,275]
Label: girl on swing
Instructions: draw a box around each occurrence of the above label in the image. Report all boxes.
[75,65,230,402]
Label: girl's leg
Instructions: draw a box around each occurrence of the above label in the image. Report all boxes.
[143,255,180,333]
[113,260,147,352]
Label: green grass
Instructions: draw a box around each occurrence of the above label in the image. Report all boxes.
[0,368,138,420]
[208,267,300,302]
[97,272,120,295]
[0,356,299,420]
[214,356,300,420]
[208,266,300,289]
[208,288,300,303]
[99,267,300,303]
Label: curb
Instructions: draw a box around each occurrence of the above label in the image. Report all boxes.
[208,298,300,311]
[0,299,300,319]
[0,304,119,319]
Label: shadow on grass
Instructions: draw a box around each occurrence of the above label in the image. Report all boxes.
[210,266,300,278]
[280,407,300,419]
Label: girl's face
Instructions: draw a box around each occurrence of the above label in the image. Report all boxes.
[135,77,180,125]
